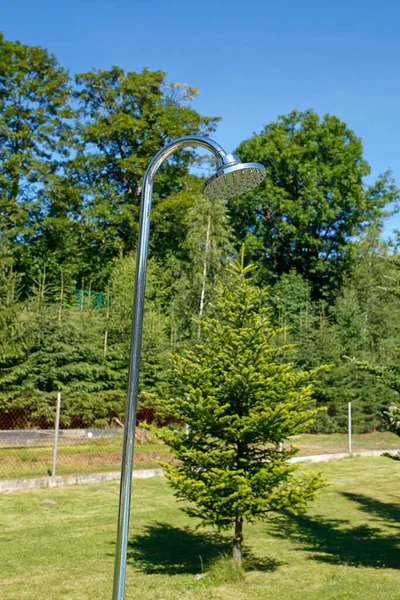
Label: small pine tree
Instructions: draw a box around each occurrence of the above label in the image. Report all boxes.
[105,253,171,424]
[157,251,328,564]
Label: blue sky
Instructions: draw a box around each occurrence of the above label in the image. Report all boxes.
[3,0,400,237]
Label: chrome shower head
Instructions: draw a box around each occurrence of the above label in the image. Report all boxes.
[204,154,266,200]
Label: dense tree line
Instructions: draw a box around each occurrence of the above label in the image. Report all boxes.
[1,33,399,431]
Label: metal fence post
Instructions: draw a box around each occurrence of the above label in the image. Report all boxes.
[52,392,62,477]
[348,401,352,455]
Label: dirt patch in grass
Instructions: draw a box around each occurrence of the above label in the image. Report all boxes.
[0,455,23,466]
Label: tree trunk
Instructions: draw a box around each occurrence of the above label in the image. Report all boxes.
[104,302,110,357]
[232,519,243,564]
[103,329,108,357]
[197,213,212,338]
[58,270,64,323]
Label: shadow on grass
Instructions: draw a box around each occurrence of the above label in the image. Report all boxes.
[342,493,400,530]
[127,522,281,575]
[269,494,400,569]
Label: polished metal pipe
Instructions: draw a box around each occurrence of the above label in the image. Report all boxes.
[112,136,230,600]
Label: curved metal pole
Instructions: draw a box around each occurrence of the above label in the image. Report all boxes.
[112,136,228,600]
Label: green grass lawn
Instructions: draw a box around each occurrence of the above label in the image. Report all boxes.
[1,431,399,481]
[0,457,399,599]
[293,430,400,456]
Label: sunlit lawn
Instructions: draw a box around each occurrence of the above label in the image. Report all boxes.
[0,457,399,599]
[1,431,398,481]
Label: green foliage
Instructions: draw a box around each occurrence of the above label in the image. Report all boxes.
[70,68,219,283]
[0,252,171,429]
[277,234,400,434]
[163,191,232,344]
[383,404,400,437]
[105,253,171,399]
[350,253,400,438]
[0,255,31,411]
[1,32,400,440]
[157,254,327,561]
[0,33,74,277]
[229,110,399,299]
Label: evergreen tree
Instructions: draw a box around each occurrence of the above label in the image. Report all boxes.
[157,252,327,563]
[272,234,400,433]
[104,253,171,424]
[354,255,400,439]
[0,253,31,427]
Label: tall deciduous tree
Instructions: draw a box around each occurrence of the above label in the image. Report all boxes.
[72,68,219,282]
[229,110,399,298]
[0,33,74,270]
[158,252,327,563]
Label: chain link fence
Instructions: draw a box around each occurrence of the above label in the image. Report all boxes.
[1,399,399,483]
[0,393,173,481]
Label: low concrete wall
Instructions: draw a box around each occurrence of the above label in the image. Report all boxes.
[0,468,164,492]
[289,449,400,464]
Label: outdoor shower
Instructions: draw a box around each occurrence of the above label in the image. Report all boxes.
[112,135,266,600]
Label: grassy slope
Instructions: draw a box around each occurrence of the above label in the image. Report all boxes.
[0,457,399,599]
